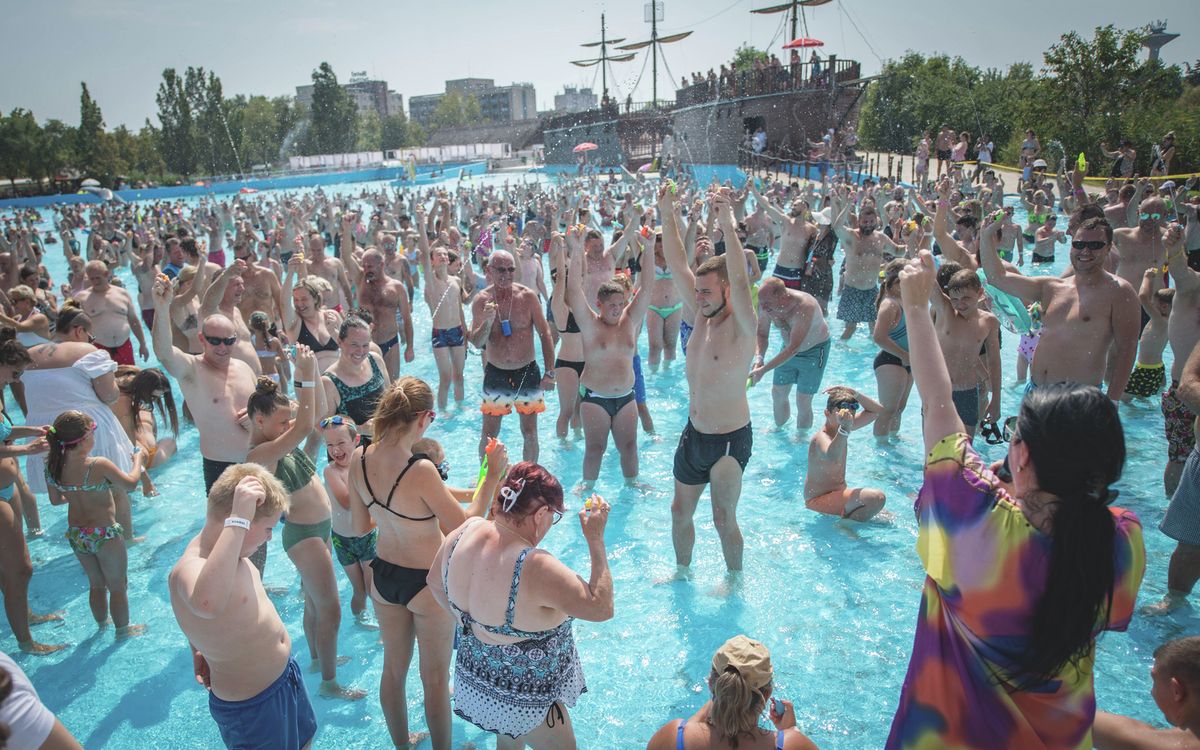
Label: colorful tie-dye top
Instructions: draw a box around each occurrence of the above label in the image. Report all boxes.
[886,434,1146,750]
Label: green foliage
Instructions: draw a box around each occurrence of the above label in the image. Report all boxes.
[731,44,768,73]
[305,62,358,155]
[356,110,382,151]
[429,90,482,132]
[859,25,1194,174]
[381,112,418,150]
[76,83,105,178]
[156,68,196,176]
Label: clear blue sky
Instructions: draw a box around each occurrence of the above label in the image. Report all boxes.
[1,0,1196,128]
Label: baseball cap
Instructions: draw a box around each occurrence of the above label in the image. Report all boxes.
[712,635,773,690]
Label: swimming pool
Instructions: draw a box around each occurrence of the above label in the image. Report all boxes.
[6,177,1195,748]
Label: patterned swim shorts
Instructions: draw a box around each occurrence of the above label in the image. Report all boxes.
[1163,383,1198,464]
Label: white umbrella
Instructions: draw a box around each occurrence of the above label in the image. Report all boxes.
[80,178,101,188]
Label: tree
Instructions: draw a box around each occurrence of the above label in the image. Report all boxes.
[429,90,482,131]
[135,120,166,179]
[30,119,75,184]
[0,109,41,190]
[381,112,413,150]
[157,68,197,176]
[305,62,358,155]
[240,95,281,167]
[77,83,105,180]
[731,43,769,72]
[272,96,304,159]
[356,109,382,151]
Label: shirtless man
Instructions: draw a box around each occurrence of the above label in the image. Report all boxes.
[831,189,898,339]
[414,208,466,409]
[981,215,1139,400]
[469,249,556,462]
[1104,183,1138,230]
[1031,215,1066,264]
[1114,190,1170,318]
[169,467,317,750]
[565,225,653,489]
[660,186,757,575]
[231,240,283,326]
[935,125,955,178]
[1124,268,1173,403]
[1093,637,1200,750]
[305,230,353,312]
[747,183,816,290]
[131,242,160,330]
[929,270,1001,438]
[152,280,257,494]
[804,386,886,521]
[75,260,148,365]
[749,278,830,429]
[742,197,775,274]
[354,248,414,379]
[200,261,263,376]
[1162,224,1200,496]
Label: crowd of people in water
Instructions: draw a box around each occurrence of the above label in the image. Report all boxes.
[1,141,1200,750]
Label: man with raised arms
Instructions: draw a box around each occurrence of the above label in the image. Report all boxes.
[76,260,148,365]
[414,205,467,409]
[747,182,817,290]
[151,278,256,495]
[347,237,415,380]
[469,249,556,462]
[231,239,284,327]
[749,277,830,430]
[981,214,1139,400]
[565,225,654,490]
[304,230,352,312]
[830,188,900,339]
[200,259,263,376]
[169,466,317,750]
[659,186,757,576]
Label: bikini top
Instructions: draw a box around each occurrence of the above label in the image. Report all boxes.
[655,265,672,280]
[557,311,581,335]
[296,319,339,353]
[275,447,316,494]
[443,519,572,640]
[0,411,11,443]
[360,450,436,521]
[328,356,385,425]
[45,459,110,493]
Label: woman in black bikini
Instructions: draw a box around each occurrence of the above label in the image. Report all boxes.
[282,257,343,372]
[346,376,509,750]
[320,315,387,445]
[550,235,584,439]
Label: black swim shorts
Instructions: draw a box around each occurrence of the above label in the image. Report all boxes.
[672,420,753,486]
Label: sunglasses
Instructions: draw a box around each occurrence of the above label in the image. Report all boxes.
[545,503,565,525]
[833,400,860,412]
[1140,212,1163,221]
[202,333,238,347]
[426,410,437,423]
[319,416,349,429]
[1071,240,1106,251]
[1002,415,1019,442]
[436,460,450,481]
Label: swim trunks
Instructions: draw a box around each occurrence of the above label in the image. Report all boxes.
[95,338,134,366]
[141,308,155,331]
[1163,383,1198,464]
[836,285,878,324]
[951,385,981,428]
[1161,448,1200,547]
[203,457,238,494]
[431,325,465,349]
[673,420,753,486]
[332,529,378,567]
[936,148,952,161]
[1126,362,1166,399]
[773,339,831,393]
[208,657,316,750]
[632,353,646,405]
[1018,330,1040,364]
[772,263,805,290]
[747,244,770,273]
[481,362,545,416]
[679,320,693,355]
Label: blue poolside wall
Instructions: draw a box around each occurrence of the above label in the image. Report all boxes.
[0,161,487,209]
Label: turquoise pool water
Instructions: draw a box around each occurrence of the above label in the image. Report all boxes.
[6,177,1196,749]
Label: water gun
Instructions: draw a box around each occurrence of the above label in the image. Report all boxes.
[584,493,606,515]
[476,437,499,485]
[1077,153,1088,173]
[665,179,677,195]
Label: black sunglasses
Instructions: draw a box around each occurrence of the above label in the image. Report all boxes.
[832,400,860,412]
[1071,240,1106,251]
[202,333,238,347]
[1002,415,1019,442]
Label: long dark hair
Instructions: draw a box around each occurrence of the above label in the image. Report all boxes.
[46,410,93,482]
[1009,383,1123,688]
[116,365,179,436]
[0,327,31,369]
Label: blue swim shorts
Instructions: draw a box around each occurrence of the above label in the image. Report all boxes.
[208,657,316,749]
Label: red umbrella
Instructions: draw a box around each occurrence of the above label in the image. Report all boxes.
[783,37,824,49]
[573,142,599,153]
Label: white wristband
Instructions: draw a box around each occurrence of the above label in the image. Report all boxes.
[837,427,850,437]
[294,380,317,389]
[224,517,251,531]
